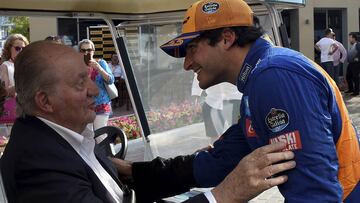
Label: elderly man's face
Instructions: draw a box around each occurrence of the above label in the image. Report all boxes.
[48,50,99,133]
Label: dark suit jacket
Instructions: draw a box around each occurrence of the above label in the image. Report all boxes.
[1,116,123,203]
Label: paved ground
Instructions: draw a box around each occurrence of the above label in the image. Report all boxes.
[343,93,360,134]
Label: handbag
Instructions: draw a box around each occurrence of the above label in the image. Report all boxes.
[105,83,118,99]
[0,97,17,124]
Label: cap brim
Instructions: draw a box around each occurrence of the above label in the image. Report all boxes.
[160,32,200,58]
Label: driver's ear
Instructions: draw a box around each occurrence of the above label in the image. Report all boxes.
[221,28,236,49]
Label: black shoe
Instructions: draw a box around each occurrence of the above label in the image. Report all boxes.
[351,93,359,96]
[345,90,353,93]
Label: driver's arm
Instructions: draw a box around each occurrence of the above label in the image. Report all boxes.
[113,155,197,203]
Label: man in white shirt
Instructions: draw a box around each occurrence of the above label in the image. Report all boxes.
[108,53,125,108]
[108,53,124,80]
[315,28,338,80]
[192,75,242,143]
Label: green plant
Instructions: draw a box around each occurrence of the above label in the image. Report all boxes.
[9,17,30,40]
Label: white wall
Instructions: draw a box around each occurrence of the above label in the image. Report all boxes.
[29,17,57,42]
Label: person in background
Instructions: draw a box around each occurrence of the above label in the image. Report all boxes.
[0,80,8,149]
[345,32,360,96]
[108,53,124,108]
[44,35,63,44]
[78,39,114,130]
[0,80,7,114]
[331,34,347,86]
[0,33,29,133]
[192,75,242,143]
[315,28,338,80]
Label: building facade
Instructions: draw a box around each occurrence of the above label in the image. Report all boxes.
[0,16,13,51]
[285,0,360,63]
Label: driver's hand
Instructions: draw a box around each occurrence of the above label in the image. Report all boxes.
[111,158,133,181]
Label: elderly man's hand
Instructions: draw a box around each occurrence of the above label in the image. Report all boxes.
[212,142,296,203]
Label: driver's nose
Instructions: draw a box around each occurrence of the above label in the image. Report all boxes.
[184,55,193,71]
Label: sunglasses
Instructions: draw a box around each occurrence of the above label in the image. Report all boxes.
[80,48,94,53]
[13,46,24,52]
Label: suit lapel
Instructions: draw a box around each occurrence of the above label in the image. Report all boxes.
[18,116,112,203]
[25,116,127,198]
[94,145,125,190]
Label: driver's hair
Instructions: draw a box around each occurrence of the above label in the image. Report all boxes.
[197,16,263,48]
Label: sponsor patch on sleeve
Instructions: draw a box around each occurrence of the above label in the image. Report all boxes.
[269,130,302,151]
[265,108,289,132]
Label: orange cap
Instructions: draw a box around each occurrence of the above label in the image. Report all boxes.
[160,0,254,58]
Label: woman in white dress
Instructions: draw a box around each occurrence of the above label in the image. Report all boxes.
[0,34,29,132]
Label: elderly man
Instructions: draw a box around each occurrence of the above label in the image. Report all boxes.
[0,41,296,203]
[1,41,125,203]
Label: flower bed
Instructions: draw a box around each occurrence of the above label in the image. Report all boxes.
[108,100,202,140]
[108,116,140,140]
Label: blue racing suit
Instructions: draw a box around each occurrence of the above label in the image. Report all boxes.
[193,37,360,202]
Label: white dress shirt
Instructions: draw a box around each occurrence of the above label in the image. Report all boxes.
[332,40,347,66]
[38,117,123,203]
[204,191,217,203]
[108,63,124,79]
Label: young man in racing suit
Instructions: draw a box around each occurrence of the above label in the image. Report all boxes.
[113,0,360,202]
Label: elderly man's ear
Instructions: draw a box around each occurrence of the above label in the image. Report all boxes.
[34,91,54,113]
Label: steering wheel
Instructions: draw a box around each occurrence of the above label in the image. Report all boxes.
[94,126,128,159]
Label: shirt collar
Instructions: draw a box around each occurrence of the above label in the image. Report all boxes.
[237,36,273,93]
[37,117,94,154]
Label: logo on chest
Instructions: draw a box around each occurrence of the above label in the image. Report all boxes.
[265,108,289,133]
